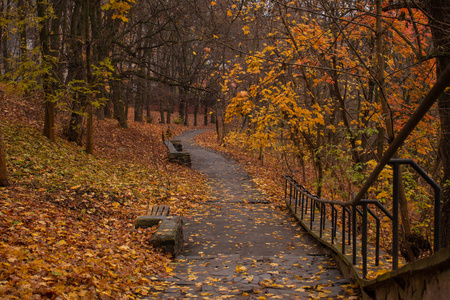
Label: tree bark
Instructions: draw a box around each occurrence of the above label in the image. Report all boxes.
[0,123,8,187]
[1,0,10,75]
[376,0,412,237]
[67,0,86,144]
[135,78,144,122]
[38,0,55,141]
[86,103,94,154]
[112,81,128,128]
[193,101,199,126]
[18,0,27,62]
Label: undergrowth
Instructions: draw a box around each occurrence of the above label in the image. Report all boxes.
[0,118,209,299]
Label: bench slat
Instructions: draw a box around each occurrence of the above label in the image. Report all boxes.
[147,205,170,216]
[161,205,170,215]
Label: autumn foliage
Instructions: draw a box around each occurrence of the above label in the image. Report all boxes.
[219,0,440,250]
[0,96,209,299]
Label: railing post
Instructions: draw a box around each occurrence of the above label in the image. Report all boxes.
[352,205,357,265]
[376,216,380,266]
[434,183,441,252]
[304,193,308,218]
[289,180,293,204]
[391,162,400,270]
[319,203,323,238]
[342,207,346,254]
[362,203,368,278]
[301,193,305,220]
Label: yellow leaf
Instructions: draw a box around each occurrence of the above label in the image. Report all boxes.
[210,1,216,5]
[118,245,130,251]
[235,265,247,273]
[227,10,232,17]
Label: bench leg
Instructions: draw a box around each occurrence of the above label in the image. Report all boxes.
[149,218,183,256]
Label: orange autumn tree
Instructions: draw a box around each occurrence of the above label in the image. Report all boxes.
[221,0,437,250]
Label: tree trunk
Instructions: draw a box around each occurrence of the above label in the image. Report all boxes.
[84,0,94,154]
[145,81,152,123]
[179,90,185,123]
[135,78,144,122]
[1,0,10,75]
[18,0,27,62]
[376,0,411,237]
[67,0,85,144]
[0,123,8,187]
[38,0,55,141]
[86,103,94,154]
[112,81,128,128]
[166,98,172,124]
[184,97,189,126]
[159,97,165,124]
[204,105,208,126]
[193,101,199,126]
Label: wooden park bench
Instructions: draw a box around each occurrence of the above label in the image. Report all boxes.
[135,205,183,256]
[164,140,191,167]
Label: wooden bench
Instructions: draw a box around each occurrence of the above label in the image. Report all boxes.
[164,140,191,167]
[135,205,183,257]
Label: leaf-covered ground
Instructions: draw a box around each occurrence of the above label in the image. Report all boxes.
[0,104,210,299]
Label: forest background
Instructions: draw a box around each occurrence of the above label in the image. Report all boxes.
[0,0,449,298]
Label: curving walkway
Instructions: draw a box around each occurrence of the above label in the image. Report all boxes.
[146,129,358,299]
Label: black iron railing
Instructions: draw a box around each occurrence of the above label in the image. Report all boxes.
[284,159,440,279]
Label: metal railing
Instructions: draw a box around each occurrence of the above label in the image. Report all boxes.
[284,159,441,279]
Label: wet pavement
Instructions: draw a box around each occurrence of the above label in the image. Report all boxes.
[145,129,358,299]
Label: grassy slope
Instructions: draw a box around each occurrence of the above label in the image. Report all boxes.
[0,102,210,299]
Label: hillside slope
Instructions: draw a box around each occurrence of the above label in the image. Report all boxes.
[0,101,209,299]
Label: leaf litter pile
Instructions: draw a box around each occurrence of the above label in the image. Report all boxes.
[0,115,209,299]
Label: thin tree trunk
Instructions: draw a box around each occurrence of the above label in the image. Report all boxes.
[135,78,144,122]
[112,81,128,128]
[84,0,94,154]
[193,101,199,126]
[86,103,94,154]
[166,98,172,124]
[184,97,189,126]
[0,123,8,187]
[376,0,411,237]
[179,90,185,123]
[18,0,27,61]
[38,0,55,141]
[67,0,85,144]
[1,0,10,75]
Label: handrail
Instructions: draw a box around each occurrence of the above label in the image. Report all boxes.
[283,159,441,279]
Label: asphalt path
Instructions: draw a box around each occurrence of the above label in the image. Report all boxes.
[146,129,357,299]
